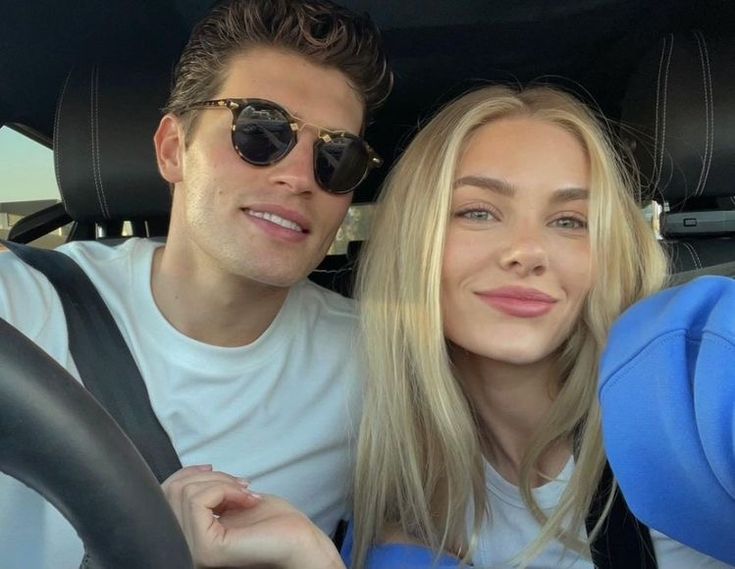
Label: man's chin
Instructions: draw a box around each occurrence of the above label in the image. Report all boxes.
[242,265,316,289]
[214,247,314,286]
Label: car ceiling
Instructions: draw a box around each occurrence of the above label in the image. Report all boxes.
[0,0,732,158]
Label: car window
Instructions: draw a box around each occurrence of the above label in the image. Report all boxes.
[0,125,67,247]
[329,203,375,255]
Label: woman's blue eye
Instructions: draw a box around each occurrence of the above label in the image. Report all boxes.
[551,217,587,230]
[458,209,497,221]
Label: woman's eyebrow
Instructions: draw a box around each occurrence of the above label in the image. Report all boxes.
[453,176,589,203]
[550,187,589,203]
[453,176,515,196]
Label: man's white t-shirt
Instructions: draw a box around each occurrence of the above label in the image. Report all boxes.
[473,458,733,568]
[0,238,362,569]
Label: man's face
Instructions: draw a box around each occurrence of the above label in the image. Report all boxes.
[165,47,364,287]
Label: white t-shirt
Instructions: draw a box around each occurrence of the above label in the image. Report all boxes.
[473,458,733,569]
[0,238,362,569]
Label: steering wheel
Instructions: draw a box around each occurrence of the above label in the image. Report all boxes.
[0,317,194,569]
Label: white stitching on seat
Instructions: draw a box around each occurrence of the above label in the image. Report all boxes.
[703,32,714,198]
[53,71,73,204]
[693,32,707,197]
[95,66,111,219]
[694,31,714,198]
[653,36,667,191]
[90,65,111,219]
[89,66,104,218]
[657,34,674,194]
[681,241,703,270]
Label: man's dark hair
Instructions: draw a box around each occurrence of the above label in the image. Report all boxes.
[164,0,392,136]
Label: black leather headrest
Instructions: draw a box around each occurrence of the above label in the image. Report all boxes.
[621,31,735,208]
[54,65,172,223]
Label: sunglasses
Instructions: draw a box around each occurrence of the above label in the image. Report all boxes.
[185,98,383,194]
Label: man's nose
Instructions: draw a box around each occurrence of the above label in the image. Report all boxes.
[267,133,318,194]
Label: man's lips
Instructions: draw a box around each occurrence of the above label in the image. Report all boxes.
[242,206,311,234]
[475,286,558,318]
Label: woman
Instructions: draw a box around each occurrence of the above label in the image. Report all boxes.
[348,84,672,568]
[164,85,730,568]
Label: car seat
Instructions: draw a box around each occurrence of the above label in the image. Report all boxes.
[9,65,171,242]
[621,31,735,273]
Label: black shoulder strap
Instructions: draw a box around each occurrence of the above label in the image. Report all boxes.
[586,461,658,569]
[2,240,181,482]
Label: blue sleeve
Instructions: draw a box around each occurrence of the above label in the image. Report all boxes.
[340,522,462,568]
[599,276,735,565]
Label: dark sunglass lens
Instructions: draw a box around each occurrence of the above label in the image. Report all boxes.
[233,102,294,164]
[315,137,369,193]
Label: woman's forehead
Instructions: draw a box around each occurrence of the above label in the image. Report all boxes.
[456,118,590,191]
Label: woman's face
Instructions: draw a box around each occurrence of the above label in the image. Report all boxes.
[441,116,592,366]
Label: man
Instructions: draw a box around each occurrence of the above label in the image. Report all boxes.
[0,1,392,567]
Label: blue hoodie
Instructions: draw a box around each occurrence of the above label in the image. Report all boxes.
[340,523,460,568]
[599,276,735,565]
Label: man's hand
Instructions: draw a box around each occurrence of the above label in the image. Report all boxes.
[163,466,346,569]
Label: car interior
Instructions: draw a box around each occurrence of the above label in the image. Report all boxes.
[1,0,734,566]
[621,30,735,272]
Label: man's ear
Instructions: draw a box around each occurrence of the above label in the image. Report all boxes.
[154,114,185,184]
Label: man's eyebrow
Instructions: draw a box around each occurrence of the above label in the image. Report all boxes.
[454,176,589,203]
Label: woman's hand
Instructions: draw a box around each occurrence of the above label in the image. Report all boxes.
[162,465,346,569]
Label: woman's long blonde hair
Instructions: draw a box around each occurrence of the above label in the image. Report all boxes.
[351,85,668,568]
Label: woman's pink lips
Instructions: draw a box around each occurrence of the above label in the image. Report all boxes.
[476,288,558,318]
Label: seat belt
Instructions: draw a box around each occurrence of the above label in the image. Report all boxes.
[586,461,658,569]
[2,240,181,483]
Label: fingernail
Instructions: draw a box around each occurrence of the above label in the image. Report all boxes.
[237,477,250,487]
[194,464,213,471]
[243,488,262,499]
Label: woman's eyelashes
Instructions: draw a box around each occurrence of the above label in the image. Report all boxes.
[548,213,588,231]
[453,204,588,233]
[454,203,501,222]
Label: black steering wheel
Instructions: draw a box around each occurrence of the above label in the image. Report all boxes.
[0,317,194,569]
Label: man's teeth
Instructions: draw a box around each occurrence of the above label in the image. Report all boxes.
[248,210,303,232]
